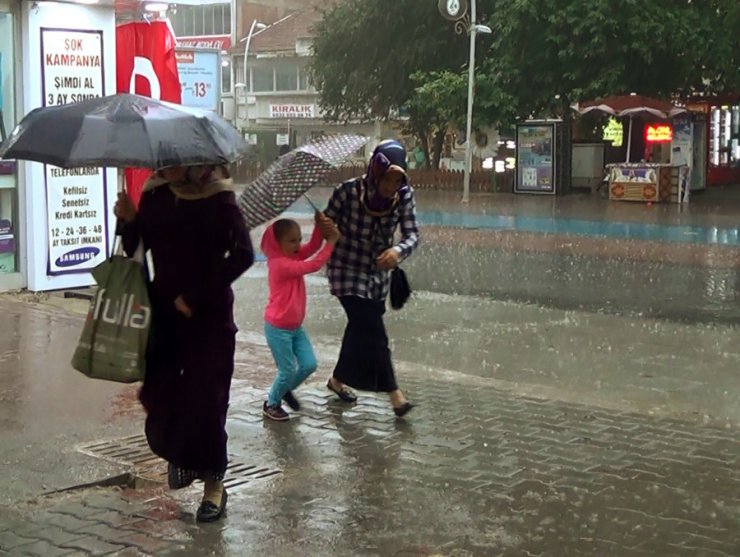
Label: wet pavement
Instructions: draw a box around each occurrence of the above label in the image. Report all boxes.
[0,306,738,555]
[1,188,740,556]
[0,298,138,507]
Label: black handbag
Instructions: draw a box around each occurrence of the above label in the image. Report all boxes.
[390,267,411,310]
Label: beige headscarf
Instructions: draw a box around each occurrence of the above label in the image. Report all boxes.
[142,165,235,200]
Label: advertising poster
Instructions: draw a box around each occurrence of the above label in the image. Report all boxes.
[515,124,555,194]
[671,116,693,202]
[0,218,14,274]
[41,28,108,275]
[0,51,5,141]
[176,48,220,111]
[671,116,692,168]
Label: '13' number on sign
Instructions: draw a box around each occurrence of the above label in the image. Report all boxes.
[194,82,208,98]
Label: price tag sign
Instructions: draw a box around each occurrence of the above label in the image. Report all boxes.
[176,48,220,111]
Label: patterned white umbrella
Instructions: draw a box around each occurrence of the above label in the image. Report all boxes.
[238,133,368,229]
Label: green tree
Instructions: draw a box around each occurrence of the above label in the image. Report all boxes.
[405,71,467,168]
[479,0,740,125]
[311,0,738,162]
[310,0,471,167]
[692,0,740,94]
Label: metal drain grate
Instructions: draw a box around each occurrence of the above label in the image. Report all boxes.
[78,434,160,467]
[77,434,281,490]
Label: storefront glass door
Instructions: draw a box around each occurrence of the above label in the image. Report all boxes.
[0,4,19,281]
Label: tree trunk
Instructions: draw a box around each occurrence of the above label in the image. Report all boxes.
[432,127,446,170]
[418,129,431,170]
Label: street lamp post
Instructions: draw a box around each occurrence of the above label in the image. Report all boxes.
[234,19,267,132]
[439,0,491,203]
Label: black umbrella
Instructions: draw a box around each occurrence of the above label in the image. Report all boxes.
[0,93,249,169]
[238,133,368,229]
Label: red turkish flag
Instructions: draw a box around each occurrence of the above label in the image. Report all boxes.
[116,22,181,207]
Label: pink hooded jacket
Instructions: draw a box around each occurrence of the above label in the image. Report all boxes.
[261,223,334,329]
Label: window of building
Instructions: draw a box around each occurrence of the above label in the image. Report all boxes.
[252,67,274,92]
[216,6,225,34]
[169,3,230,38]
[0,9,18,275]
[221,59,232,94]
[275,65,298,91]
[202,4,215,35]
[299,67,311,91]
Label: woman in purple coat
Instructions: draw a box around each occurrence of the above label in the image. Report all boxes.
[115,165,253,522]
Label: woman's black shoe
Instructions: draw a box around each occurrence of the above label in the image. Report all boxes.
[393,402,415,418]
[196,489,228,523]
[327,380,357,403]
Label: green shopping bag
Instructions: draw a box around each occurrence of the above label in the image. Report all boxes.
[71,254,150,383]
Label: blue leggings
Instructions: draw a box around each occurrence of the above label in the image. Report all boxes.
[265,323,317,407]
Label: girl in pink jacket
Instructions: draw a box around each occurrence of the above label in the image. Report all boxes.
[261,213,339,421]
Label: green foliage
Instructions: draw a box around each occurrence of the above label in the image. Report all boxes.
[311,0,468,122]
[405,70,468,167]
[482,0,740,125]
[311,0,739,156]
[310,0,470,166]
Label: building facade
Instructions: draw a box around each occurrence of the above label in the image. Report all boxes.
[167,1,233,116]
[167,0,309,122]
[0,0,118,292]
[229,4,395,165]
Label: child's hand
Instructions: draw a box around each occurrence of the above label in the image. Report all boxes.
[316,213,336,240]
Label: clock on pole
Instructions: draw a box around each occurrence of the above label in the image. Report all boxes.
[438,0,468,22]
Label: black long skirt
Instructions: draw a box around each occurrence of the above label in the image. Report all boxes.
[139,305,235,479]
[332,296,398,392]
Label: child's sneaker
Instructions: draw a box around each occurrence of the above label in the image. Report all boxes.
[283,391,300,411]
[263,401,289,421]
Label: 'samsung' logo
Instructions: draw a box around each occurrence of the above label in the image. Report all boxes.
[90,288,151,330]
[56,247,100,268]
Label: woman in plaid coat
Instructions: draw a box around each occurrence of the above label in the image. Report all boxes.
[323,140,419,417]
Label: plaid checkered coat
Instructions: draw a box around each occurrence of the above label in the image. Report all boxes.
[324,178,419,301]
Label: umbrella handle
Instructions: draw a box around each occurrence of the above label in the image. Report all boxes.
[303,193,320,212]
[114,168,126,236]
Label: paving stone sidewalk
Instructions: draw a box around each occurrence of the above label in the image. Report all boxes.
[1,371,739,557]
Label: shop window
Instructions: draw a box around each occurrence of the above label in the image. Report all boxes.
[275,65,298,91]
[252,66,273,92]
[221,59,231,94]
[0,10,17,274]
[710,105,740,167]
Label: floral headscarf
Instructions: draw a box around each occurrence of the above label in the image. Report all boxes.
[365,140,408,212]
